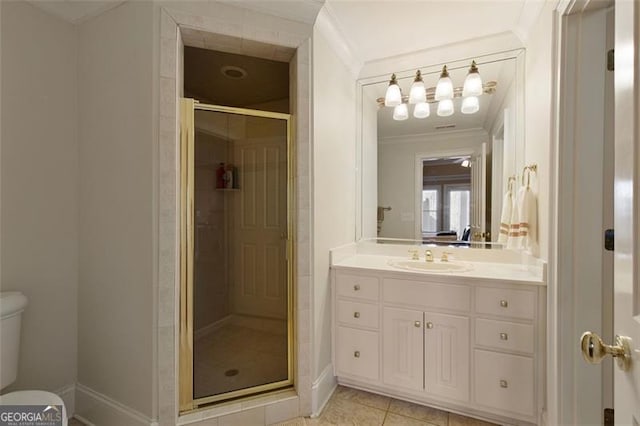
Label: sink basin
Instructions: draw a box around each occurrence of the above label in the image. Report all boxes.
[388,259,473,273]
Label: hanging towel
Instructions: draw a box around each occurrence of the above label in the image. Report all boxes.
[508,186,537,250]
[498,189,513,245]
[506,188,521,249]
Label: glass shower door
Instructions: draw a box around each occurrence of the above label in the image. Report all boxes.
[179,100,293,411]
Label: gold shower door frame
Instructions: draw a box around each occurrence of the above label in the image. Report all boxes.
[179,99,294,412]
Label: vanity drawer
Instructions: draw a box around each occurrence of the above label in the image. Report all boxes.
[337,300,379,329]
[475,318,534,354]
[336,273,379,301]
[475,287,535,320]
[335,326,379,381]
[474,349,534,418]
[383,278,471,312]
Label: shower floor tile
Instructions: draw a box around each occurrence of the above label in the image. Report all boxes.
[194,319,288,399]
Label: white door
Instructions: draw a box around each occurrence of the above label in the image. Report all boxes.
[470,143,487,241]
[612,0,640,420]
[383,307,424,390]
[424,311,469,402]
[582,2,640,421]
[231,115,288,319]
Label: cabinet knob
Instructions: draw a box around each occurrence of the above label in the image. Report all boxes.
[500,299,508,308]
[426,322,434,329]
[354,284,361,291]
[354,351,360,358]
[500,332,508,341]
[499,380,508,388]
[414,321,422,328]
[354,312,360,318]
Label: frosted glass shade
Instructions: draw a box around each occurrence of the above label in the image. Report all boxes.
[463,72,483,97]
[393,103,409,121]
[437,99,454,117]
[435,76,453,100]
[413,102,430,118]
[385,81,402,107]
[461,96,479,114]
[409,80,426,104]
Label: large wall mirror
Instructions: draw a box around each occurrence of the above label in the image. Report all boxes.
[356,49,525,245]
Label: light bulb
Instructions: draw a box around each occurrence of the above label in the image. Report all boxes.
[437,99,454,117]
[413,102,430,118]
[461,96,479,114]
[461,159,471,168]
[463,60,483,97]
[393,103,409,121]
[409,70,426,104]
[435,65,454,101]
[384,73,402,107]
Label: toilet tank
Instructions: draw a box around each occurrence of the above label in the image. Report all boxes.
[0,292,28,390]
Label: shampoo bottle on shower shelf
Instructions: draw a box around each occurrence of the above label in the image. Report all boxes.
[216,163,226,189]
[225,163,234,189]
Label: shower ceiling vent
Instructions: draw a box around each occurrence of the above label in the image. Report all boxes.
[221,65,248,80]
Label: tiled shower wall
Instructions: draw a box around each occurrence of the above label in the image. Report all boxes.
[157,4,313,425]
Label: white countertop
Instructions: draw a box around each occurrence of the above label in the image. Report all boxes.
[332,254,546,286]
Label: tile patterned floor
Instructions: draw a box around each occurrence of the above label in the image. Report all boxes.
[194,321,288,399]
[273,386,499,426]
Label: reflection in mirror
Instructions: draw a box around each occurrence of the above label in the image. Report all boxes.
[358,50,524,245]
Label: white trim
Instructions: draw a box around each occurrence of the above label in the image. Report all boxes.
[378,128,488,146]
[315,4,364,78]
[55,384,76,420]
[75,383,158,426]
[311,363,337,417]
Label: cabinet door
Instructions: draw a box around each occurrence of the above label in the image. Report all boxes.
[383,307,424,391]
[424,312,469,402]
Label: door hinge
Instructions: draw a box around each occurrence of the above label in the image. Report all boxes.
[604,408,614,426]
[607,49,614,71]
[605,229,614,251]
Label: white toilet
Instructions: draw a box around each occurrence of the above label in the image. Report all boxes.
[0,292,68,425]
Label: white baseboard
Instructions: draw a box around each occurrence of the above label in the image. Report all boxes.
[75,383,158,426]
[194,315,233,340]
[55,384,76,420]
[311,364,337,417]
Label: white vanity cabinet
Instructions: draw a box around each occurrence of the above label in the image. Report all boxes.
[332,267,545,426]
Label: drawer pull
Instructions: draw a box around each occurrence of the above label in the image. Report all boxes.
[500,332,509,341]
[426,322,434,329]
[499,379,508,388]
[354,351,360,358]
[414,321,422,328]
[500,299,508,308]
[354,312,360,318]
[354,284,361,291]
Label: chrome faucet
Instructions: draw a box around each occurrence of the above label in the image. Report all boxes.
[425,250,434,262]
[408,249,419,260]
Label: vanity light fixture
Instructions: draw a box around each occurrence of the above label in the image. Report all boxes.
[384,73,402,107]
[434,66,454,101]
[413,101,430,118]
[462,60,483,97]
[461,159,471,168]
[461,96,480,114]
[409,70,427,104]
[393,103,409,120]
[437,99,454,117]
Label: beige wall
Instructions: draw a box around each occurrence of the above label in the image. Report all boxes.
[77,1,156,418]
[312,17,357,381]
[0,0,78,393]
[524,2,555,261]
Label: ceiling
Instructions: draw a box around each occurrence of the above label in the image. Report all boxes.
[324,0,532,63]
[25,0,126,24]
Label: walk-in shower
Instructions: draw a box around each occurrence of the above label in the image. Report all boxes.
[179,99,293,411]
